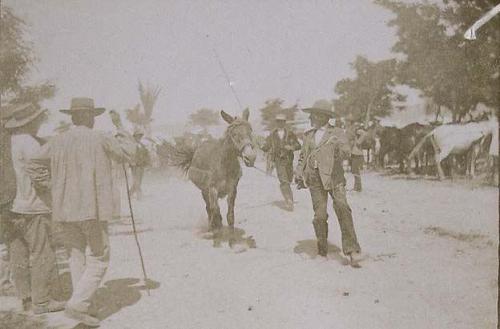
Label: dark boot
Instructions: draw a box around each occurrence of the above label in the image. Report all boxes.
[313,219,328,257]
[317,239,328,257]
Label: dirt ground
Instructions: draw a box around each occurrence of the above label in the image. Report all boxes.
[1,163,498,329]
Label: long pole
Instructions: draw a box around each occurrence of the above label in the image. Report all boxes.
[122,164,150,296]
[211,46,243,111]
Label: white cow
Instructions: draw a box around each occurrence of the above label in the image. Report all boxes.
[408,118,496,180]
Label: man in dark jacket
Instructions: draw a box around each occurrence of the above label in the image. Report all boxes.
[295,100,362,267]
[262,114,301,211]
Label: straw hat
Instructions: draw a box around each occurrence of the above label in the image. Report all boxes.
[4,103,47,129]
[60,97,105,116]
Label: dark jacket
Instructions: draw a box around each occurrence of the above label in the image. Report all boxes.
[262,128,301,163]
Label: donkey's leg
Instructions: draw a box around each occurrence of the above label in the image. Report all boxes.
[208,187,223,230]
[201,190,212,229]
[226,184,237,230]
[226,183,238,247]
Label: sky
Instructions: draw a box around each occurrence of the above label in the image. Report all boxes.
[6,0,420,133]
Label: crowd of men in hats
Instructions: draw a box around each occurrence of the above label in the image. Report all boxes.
[0,98,138,327]
[0,96,366,325]
[262,100,363,267]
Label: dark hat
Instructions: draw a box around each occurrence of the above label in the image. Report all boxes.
[60,97,105,116]
[4,103,48,129]
[302,100,335,118]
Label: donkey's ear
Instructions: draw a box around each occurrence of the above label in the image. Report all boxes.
[242,108,250,121]
[221,110,235,124]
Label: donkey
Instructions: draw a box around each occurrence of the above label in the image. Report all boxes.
[171,109,256,236]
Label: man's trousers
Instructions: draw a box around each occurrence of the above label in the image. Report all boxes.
[61,219,109,314]
[8,213,56,305]
[306,169,361,256]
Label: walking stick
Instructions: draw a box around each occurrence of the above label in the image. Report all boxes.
[122,163,150,296]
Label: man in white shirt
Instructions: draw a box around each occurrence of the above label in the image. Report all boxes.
[5,103,65,314]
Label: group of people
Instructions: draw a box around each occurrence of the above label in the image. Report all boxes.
[0,98,142,327]
[0,96,367,326]
[262,100,365,267]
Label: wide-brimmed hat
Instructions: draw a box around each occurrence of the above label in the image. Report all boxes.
[4,103,48,129]
[60,97,105,116]
[302,99,335,118]
[275,114,287,121]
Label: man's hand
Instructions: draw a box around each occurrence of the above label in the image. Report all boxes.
[294,168,306,189]
[295,176,306,189]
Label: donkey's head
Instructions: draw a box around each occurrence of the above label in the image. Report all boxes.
[221,108,256,167]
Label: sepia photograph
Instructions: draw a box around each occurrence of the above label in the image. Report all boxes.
[0,1,498,328]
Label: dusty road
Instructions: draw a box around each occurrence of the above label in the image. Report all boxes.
[1,165,498,329]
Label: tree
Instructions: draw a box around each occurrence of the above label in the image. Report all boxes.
[188,108,220,131]
[334,56,405,124]
[376,0,500,122]
[0,6,55,105]
[259,98,299,131]
[125,104,150,129]
[138,81,161,137]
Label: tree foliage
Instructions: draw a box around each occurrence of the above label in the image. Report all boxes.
[125,104,150,127]
[0,6,56,105]
[334,56,405,123]
[125,81,161,136]
[259,98,298,131]
[376,0,500,122]
[138,80,161,119]
[189,108,220,128]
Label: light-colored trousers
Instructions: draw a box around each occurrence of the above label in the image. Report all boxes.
[61,220,109,313]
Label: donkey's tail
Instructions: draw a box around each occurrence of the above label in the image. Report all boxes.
[167,144,196,174]
[407,131,433,161]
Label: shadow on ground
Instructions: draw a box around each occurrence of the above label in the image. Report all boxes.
[199,226,257,249]
[0,310,46,329]
[293,240,349,266]
[92,277,160,321]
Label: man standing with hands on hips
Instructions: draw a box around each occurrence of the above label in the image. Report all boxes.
[294,100,363,268]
